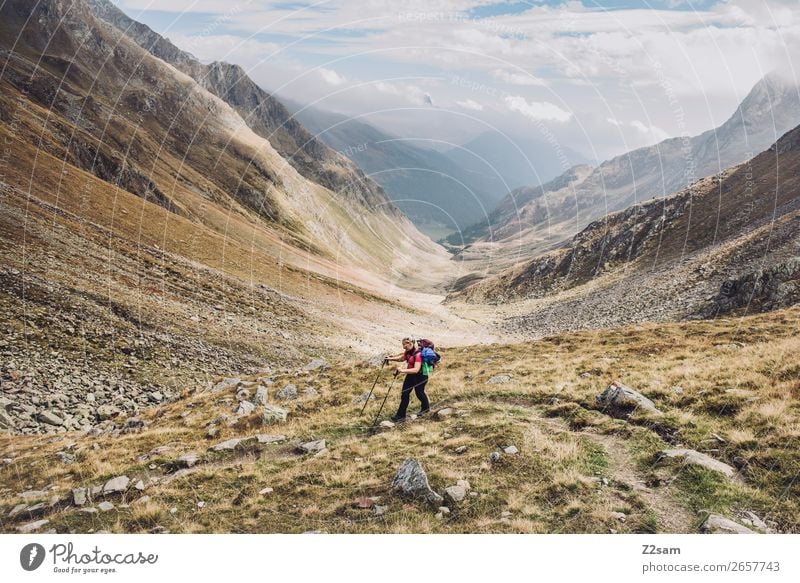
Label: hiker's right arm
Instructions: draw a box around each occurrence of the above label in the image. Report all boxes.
[385,352,403,362]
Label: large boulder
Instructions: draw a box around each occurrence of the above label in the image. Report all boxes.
[392,459,443,506]
[596,381,663,416]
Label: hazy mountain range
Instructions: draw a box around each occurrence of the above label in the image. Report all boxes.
[450,73,800,254]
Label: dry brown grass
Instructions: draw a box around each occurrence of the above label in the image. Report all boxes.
[1,305,799,534]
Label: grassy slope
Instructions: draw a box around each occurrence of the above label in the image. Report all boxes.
[2,306,798,533]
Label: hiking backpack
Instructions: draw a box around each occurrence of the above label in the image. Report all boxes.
[417,338,441,375]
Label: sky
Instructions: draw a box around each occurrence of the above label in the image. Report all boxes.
[115,0,800,162]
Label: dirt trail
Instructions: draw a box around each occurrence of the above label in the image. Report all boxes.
[533,415,696,533]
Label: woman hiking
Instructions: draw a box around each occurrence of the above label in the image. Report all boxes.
[385,336,430,422]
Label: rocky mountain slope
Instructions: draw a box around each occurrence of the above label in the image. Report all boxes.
[446,124,800,335]
[83,0,389,214]
[451,74,800,263]
[0,0,476,436]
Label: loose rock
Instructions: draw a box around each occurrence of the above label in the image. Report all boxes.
[391,459,443,506]
[656,449,738,479]
[596,381,663,416]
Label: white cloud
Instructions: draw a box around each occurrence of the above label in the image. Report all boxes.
[456,98,483,110]
[319,68,347,86]
[491,69,547,86]
[505,95,572,124]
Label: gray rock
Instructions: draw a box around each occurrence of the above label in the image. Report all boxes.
[596,381,663,416]
[37,410,64,426]
[373,505,387,516]
[56,451,75,464]
[72,488,87,506]
[391,459,443,506]
[236,401,256,416]
[254,386,268,405]
[304,386,319,398]
[656,449,737,479]
[454,446,467,454]
[148,391,163,403]
[379,420,395,429]
[98,501,115,512]
[177,453,200,468]
[737,511,776,533]
[79,507,98,514]
[610,511,627,522]
[102,475,130,495]
[212,378,241,393]
[256,434,286,444]
[444,485,467,503]
[503,445,519,455]
[210,438,243,452]
[435,408,453,418]
[303,358,327,371]
[9,503,27,517]
[20,490,46,501]
[0,409,15,430]
[17,519,49,533]
[261,404,289,425]
[487,374,512,384]
[276,384,298,401]
[699,513,754,534]
[96,404,121,421]
[489,452,502,463]
[297,439,326,454]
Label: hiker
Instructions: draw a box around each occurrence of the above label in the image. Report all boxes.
[384,336,430,422]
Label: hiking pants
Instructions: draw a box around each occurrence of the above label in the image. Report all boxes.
[396,373,430,418]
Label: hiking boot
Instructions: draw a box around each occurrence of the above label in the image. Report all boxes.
[390,415,406,423]
[418,409,431,417]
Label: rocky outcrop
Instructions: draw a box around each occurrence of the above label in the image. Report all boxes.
[700,257,800,317]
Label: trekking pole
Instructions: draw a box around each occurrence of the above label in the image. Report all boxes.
[373,370,399,426]
[360,359,387,416]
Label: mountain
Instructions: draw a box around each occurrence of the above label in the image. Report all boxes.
[442,129,590,196]
[447,124,800,334]
[83,0,388,213]
[450,74,800,255]
[0,0,459,436]
[287,102,506,237]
